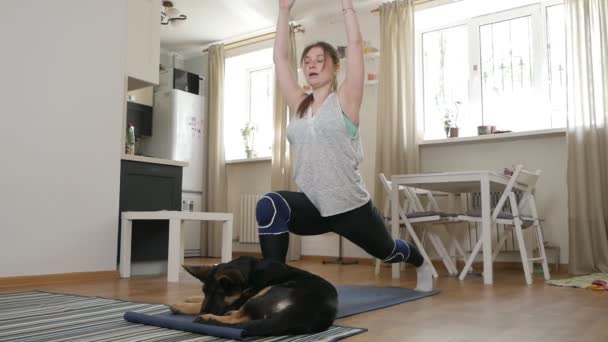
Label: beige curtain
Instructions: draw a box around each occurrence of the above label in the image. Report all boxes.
[565,0,608,274]
[374,0,419,206]
[271,25,301,261]
[205,44,227,257]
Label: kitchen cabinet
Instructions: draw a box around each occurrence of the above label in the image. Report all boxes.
[127,0,160,90]
[118,160,182,262]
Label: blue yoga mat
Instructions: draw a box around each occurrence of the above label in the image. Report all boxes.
[124,285,438,340]
[124,311,249,340]
[335,285,439,318]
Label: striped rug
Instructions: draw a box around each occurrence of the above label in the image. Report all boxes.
[0,291,366,342]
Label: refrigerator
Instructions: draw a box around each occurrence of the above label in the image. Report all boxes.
[140,88,207,257]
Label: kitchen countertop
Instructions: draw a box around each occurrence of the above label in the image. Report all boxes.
[121,154,189,167]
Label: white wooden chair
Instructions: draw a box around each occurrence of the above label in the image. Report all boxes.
[457,165,551,284]
[374,174,412,275]
[374,173,469,277]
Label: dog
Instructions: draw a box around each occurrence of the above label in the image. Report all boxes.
[170,256,338,337]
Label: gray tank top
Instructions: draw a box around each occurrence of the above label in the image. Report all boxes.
[286,93,370,216]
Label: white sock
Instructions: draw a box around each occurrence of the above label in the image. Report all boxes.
[415,260,433,291]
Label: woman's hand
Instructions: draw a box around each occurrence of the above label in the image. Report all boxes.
[279,0,295,10]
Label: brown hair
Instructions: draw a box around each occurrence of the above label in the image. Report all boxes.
[296,42,340,118]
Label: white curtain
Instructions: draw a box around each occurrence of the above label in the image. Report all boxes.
[565,0,608,274]
[374,0,419,206]
[205,44,227,257]
[271,25,301,260]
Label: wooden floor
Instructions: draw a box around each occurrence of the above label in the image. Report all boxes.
[2,259,607,342]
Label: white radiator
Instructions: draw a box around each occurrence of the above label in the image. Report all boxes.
[239,194,262,243]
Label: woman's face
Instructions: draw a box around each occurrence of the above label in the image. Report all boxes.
[303,46,338,89]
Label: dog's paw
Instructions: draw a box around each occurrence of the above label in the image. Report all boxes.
[169,304,181,314]
[194,314,215,323]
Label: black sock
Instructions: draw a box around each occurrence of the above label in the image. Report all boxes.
[406,241,424,267]
[259,233,289,263]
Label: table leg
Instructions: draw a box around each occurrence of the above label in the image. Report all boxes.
[391,181,400,279]
[167,218,181,283]
[119,218,132,278]
[222,219,233,263]
[447,193,457,264]
[480,175,493,285]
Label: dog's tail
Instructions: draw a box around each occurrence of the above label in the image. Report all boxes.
[236,316,331,337]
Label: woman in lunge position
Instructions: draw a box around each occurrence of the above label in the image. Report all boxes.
[256,0,433,291]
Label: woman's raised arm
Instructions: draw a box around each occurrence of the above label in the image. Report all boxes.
[274,0,306,113]
[337,0,364,125]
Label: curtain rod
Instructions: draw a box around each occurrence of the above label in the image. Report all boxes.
[201,24,304,53]
[371,0,462,13]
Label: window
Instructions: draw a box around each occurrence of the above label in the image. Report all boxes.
[422,25,469,138]
[546,4,567,127]
[224,47,274,161]
[418,1,567,140]
[479,15,539,131]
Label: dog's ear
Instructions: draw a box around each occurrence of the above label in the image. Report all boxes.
[218,275,235,291]
[217,269,246,292]
[182,264,213,282]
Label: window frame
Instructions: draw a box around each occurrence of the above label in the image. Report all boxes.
[417,21,469,137]
[244,64,274,159]
[222,43,275,162]
[416,0,565,141]
[245,64,275,124]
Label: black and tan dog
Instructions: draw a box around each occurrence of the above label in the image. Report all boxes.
[170,256,338,337]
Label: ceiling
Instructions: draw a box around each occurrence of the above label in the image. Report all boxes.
[160,0,382,57]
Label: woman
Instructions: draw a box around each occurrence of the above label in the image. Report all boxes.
[256,0,432,291]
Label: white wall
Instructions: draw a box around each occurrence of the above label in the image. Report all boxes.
[0,0,127,277]
[420,133,569,263]
[226,161,271,253]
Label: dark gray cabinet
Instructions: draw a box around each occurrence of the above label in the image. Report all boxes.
[119,160,182,262]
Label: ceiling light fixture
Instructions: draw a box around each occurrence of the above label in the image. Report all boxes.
[161,1,187,27]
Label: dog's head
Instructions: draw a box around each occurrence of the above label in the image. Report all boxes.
[183,257,256,315]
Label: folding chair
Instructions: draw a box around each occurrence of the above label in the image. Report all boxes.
[457,165,551,284]
[374,175,413,275]
[375,173,469,277]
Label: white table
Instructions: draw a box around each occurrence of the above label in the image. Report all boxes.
[391,170,522,285]
[119,211,233,282]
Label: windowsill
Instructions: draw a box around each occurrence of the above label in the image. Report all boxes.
[419,128,566,146]
[225,157,272,165]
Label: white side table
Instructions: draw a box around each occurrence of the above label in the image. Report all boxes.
[119,211,233,282]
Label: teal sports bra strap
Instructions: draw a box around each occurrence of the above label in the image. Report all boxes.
[342,114,359,138]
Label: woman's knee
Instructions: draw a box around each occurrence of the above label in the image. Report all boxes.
[256,192,291,235]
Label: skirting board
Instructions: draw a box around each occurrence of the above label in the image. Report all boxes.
[0,271,119,288]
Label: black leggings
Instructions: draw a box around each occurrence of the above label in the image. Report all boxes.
[259,191,423,266]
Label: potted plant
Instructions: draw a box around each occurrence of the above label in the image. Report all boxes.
[241,121,256,158]
[442,110,453,138]
[442,101,462,138]
[449,101,461,137]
